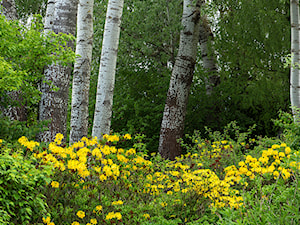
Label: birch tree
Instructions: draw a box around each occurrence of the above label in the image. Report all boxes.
[39,0,78,142]
[158,0,201,160]
[92,0,124,139]
[70,0,94,144]
[290,0,300,121]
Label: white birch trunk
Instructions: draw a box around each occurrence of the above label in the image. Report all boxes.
[158,0,201,160]
[92,0,124,139]
[199,15,219,95]
[290,0,300,121]
[69,0,94,144]
[44,0,55,34]
[39,0,78,142]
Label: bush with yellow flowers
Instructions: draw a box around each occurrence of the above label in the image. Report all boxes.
[12,132,244,224]
[216,140,300,225]
[3,118,300,225]
[0,139,53,225]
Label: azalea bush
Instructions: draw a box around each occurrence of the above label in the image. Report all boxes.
[0,139,52,225]
[2,118,300,224]
[15,133,242,225]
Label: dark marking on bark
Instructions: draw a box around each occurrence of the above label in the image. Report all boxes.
[184,31,193,36]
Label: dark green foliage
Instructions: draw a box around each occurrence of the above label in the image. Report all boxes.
[208,0,290,136]
[0,113,49,143]
[15,0,48,20]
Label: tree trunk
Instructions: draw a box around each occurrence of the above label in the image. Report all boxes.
[0,0,17,20]
[158,0,201,160]
[290,0,300,121]
[92,0,124,139]
[38,0,78,142]
[69,0,94,144]
[43,0,55,34]
[199,15,219,95]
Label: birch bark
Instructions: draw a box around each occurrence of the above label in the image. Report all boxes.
[290,0,300,121]
[92,0,124,139]
[39,0,78,142]
[158,0,201,160]
[70,0,94,144]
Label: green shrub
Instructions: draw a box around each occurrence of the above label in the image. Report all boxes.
[0,143,52,224]
[0,114,49,143]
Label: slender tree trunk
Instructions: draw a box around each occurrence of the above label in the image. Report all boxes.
[39,0,78,142]
[70,0,94,144]
[290,0,300,121]
[92,0,124,139]
[199,15,219,95]
[158,0,201,160]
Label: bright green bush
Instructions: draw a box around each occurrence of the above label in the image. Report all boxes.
[0,141,53,224]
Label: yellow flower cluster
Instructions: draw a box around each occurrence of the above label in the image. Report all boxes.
[19,133,244,214]
[18,136,39,151]
[50,181,59,188]
[111,200,123,206]
[197,140,233,160]
[143,154,243,208]
[42,216,54,225]
[225,143,298,184]
[105,211,122,220]
[76,210,85,219]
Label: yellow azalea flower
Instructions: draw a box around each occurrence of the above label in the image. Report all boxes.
[90,218,97,224]
[272,144,280,149]
[71,222,80,225]
[280,143,287,147]
[51,181,59,188]
[143,213,150,219]
[123,134,132,139]
[106,212,122,220]
[99,174,107,181]
[285,147,292,155]
[238,161,245,167]
[160,202,167,207]
[112,200,123,206]
[95,205,102,211]
[42,216,51,224]
[117,154,128,163]
[54,133,64,145]
[76,210,85,219]
[273,171,279,179]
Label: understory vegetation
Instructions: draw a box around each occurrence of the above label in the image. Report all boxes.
[1,112,300,225]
